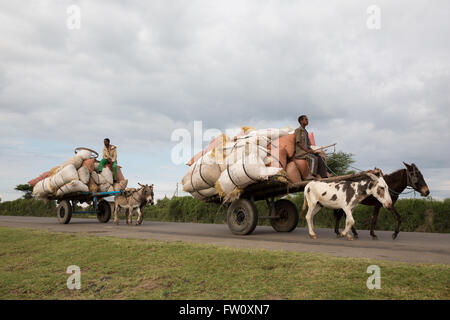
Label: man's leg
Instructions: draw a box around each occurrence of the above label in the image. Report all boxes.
[308,154,318,176]
[98,159,107,173]
[112,161,118,181]
[317,155,328,179]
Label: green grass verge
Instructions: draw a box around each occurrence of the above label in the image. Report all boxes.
[0,227,448,300]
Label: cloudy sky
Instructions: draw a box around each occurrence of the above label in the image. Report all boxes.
[1,0,449,201]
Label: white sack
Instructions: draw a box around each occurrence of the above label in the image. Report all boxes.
[191,187,218,200]
[32,180,48,198]
[216,153,284,197]
[50,164,79,190]
[56,180,89,197]
[76,149,92,161]
[182,152,221,193]
[100,167,114,185]
[91,171,100,184]
[63,156,83,169]
[77,166,90,184]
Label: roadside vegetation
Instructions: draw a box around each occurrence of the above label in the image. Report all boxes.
[2,151,448,232]
[0,227,448,300]
[2,195,448,233]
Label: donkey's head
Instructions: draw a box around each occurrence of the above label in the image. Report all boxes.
[138,183,155,205]
[366,172,393,209]
[403,162,430,197]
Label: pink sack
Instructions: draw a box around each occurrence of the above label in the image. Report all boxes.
[308,132,316,146]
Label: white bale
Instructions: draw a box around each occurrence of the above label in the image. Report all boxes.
[100,167,114,185]
[182,152,221,193]
[56,180,89,197]
[216,153,283,197]
[91,171,100,184]
[42,177,57,194]
[50,164,79,190]
[33,180,48,198]
[63,156,83,169]
[247,127,292,140]
[77,166,90,185]
[76,150,92,161]
[191,187,218,200]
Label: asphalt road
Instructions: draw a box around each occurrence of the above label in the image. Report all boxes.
[0,216,449,264]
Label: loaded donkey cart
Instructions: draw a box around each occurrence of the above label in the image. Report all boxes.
[29,147,129,224]
[205,172,368,235]
[181,125,362,235]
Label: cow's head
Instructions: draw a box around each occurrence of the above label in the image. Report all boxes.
[366,173,393,209]
[403,162,430,197]
[138,183,155,206]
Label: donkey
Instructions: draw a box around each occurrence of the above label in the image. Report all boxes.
[114,183,154,225]
[301,171,393,240]
[333,162,430,240]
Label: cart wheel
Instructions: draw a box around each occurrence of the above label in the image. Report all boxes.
[97,200,111,223]
[271,199,299,232]
[57,200,72,224]
[227,198,258,235]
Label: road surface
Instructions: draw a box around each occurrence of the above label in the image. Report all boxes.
[0,216,449,264]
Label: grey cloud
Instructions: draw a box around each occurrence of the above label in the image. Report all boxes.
[0,0,449,199]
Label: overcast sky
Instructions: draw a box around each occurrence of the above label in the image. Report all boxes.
[1,0,449,201]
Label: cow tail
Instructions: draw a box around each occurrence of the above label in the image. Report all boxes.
[300,192,308,218]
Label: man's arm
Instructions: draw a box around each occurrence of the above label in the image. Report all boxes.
[295,129,316,154]
[111,148,117,163]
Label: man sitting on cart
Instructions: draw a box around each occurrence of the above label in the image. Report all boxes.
[99,138,118,182]
[294,115,328,180]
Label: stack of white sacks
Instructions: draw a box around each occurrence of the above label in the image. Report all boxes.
[182,127,293,202]
[33,150,127,200]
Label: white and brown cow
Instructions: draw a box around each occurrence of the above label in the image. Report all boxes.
[300,172,393,240]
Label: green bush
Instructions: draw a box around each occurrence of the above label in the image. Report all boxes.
[0,199,56,217]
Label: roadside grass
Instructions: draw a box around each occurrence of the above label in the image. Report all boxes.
[0,227,448,300]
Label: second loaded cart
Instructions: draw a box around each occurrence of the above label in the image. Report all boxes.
[49,190,124,224]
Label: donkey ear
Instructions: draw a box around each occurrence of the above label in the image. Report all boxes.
[138,183,144,187]
[403,162,411,168]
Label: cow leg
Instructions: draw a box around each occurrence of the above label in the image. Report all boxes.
[341,208,355,240]
[389,206,402,240]
[370,206,381,239]
[306,204,321,239]
[333,209,343,237]
[351,225,359,239]
[136,207,144,225]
